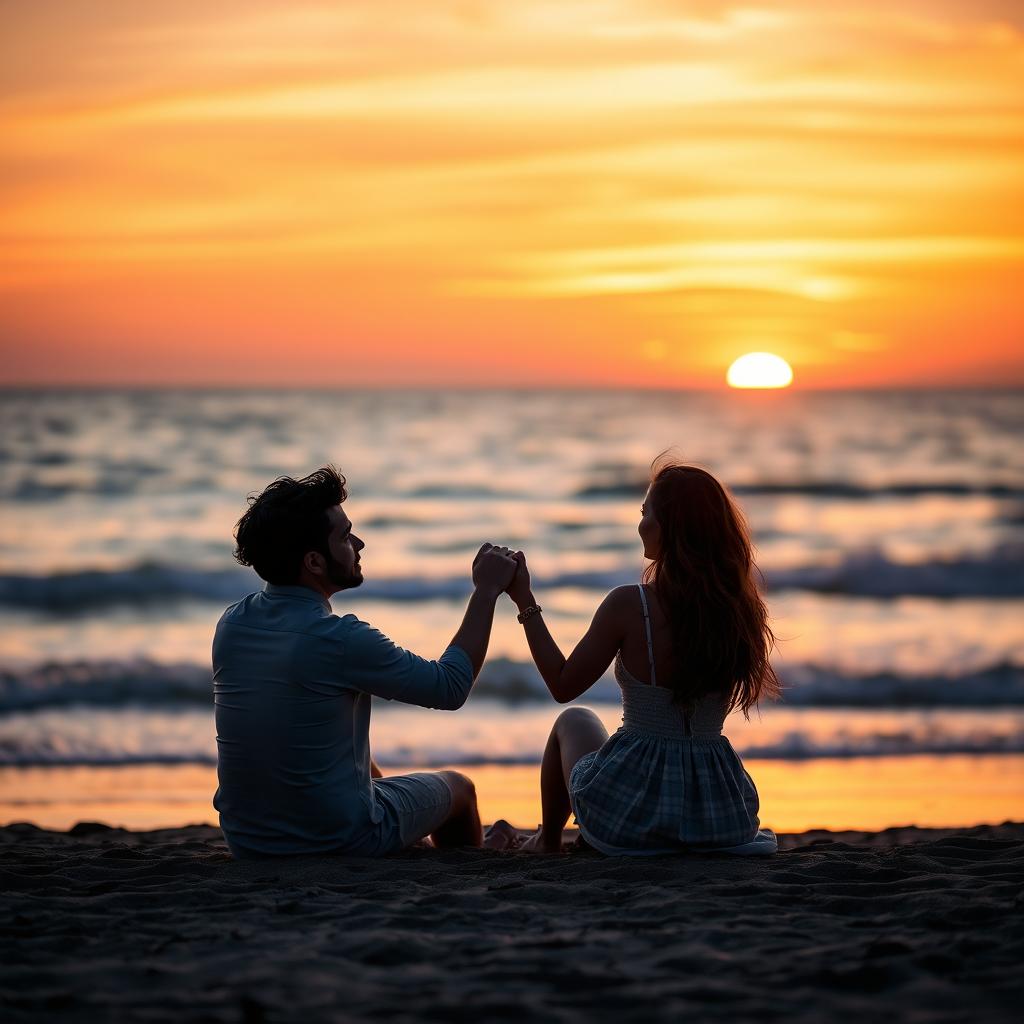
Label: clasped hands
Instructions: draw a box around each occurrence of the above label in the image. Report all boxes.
[472,542,534,609]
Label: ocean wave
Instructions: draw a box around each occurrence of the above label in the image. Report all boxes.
[3,472,220,502]
[2,545,1022,610]
[0,565,252,610]
[0,716,1021,767]
[0,565,626,610]
[406,484,511,499]
[575,478,1024,500]
[733,733,1024,761]
[0,660,213,711]
[776,662,1024,707]
[768,544,1024,598]
[1,657,1021,713]
[7,468,1023,504]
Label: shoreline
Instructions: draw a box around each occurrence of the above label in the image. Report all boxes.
[3,753,1022,834]
[2,821,1021,1022]
[4,817,1024,849]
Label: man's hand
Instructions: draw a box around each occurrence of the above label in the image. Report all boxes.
[506,550,534,609]
[472,543,518,598]
[451,545,517,677]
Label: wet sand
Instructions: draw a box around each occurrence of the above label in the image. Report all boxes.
[2,821,1022,1022]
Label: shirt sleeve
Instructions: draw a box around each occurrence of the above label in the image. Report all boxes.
[337,619,475,710]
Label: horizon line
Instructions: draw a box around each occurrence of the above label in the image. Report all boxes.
[1,382,1022,394]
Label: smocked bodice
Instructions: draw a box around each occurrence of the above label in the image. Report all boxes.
[614,653,729,738]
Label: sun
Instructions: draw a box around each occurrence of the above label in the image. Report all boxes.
[726,352,794,389]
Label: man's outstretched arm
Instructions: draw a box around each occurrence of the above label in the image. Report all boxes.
[448,552,510,677]
[335,544,517,710]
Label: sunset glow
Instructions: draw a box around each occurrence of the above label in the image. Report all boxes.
[727,353,794,389]
[1,1,1022,387]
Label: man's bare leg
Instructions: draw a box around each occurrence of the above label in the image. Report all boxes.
[430,770,483,848]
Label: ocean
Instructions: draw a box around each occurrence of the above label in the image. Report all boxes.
[1,388,1021,831]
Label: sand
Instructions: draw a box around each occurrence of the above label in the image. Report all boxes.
[2,822,1022,1023]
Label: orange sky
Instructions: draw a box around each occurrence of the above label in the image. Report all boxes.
[1,0,1022,387]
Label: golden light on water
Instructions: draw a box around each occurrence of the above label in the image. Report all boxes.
[726,352,795,389]
[4,757,1021,833]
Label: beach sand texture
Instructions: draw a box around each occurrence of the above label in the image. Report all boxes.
[2,822,1022,1023]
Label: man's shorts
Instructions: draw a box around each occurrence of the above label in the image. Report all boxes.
[350,771,454,856]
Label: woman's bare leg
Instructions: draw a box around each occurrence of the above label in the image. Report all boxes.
[430,770,483,848]
[527,707,608,853]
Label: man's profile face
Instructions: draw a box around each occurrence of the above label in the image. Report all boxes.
[322,505,364,591]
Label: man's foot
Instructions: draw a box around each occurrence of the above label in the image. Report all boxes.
[482,819,520,850]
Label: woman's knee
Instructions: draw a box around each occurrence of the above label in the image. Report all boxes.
[553,706,608,774]
[555,705,603,734]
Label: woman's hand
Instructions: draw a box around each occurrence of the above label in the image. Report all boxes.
[472,543,518,598]
[506,550,534,610]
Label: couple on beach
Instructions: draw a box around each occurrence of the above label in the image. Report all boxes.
[212,459,780,859]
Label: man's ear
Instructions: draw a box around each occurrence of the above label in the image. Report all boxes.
[302,550,326,577]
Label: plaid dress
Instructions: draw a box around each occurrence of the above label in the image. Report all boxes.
[568,585,776,857]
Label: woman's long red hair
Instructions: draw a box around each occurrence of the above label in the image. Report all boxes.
[642,459,780,715]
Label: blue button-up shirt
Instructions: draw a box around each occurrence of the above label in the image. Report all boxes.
[212,583,474,857]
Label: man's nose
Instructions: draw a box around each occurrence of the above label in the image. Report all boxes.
[354,535,365,551]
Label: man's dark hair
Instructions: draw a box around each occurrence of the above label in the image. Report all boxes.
[233,466,348,585]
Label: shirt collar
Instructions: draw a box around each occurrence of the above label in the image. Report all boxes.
[263,583,332,609]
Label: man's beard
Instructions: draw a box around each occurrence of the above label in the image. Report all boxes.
[325,551,362,591]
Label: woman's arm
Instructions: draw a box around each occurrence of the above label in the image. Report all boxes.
[509,553,627,703]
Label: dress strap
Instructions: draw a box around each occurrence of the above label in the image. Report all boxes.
[636,584,657,687]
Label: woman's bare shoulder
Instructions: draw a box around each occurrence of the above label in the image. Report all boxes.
[601,585,642,615]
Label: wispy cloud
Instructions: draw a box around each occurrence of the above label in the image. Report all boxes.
[1,0,1021,385]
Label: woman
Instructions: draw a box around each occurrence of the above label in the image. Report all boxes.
[509,460,780,855]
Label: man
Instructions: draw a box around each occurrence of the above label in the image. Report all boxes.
[212,466,518,858]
